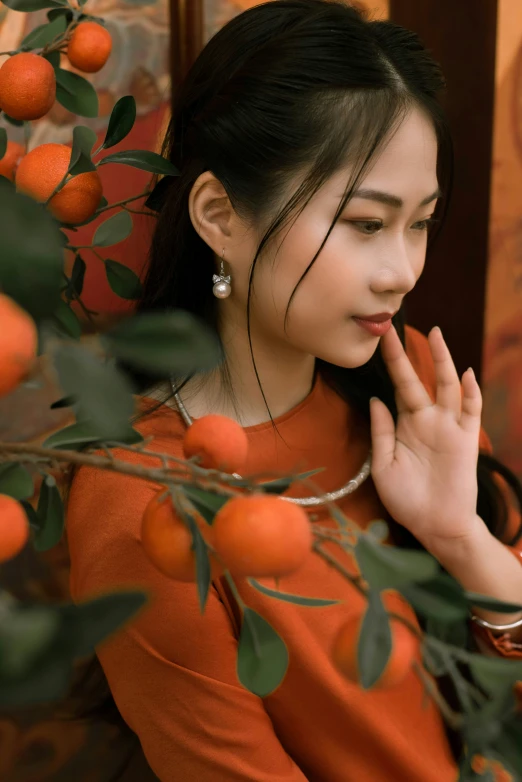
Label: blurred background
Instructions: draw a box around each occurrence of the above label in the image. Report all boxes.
[0,0,520,778]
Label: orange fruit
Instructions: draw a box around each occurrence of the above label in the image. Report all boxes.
[67,22,112,74]
[0,141,24,182]
[183,414,248,473]
[332,590,418,689]
[0,294,38,398]
[16,143,102,225]
[0,494,30,563]
[0,53,56,121]
[472,757,513,782]
[490,761,514,782]
[141,489,216,582]
[211,494,312,578]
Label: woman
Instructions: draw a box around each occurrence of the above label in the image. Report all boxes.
[66,2,522,780]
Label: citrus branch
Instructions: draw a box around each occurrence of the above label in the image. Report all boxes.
[122,205,155,216]
[412,661,463,730]
[312,540,425,639]
[0,439,324,498]
[91,188,153,215]
[40,19,78,58]
[62,271,98,328]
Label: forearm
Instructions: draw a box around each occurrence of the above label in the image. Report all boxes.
[425,515,522,640]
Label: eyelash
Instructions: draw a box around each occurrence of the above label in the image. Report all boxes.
[348,218,438,236]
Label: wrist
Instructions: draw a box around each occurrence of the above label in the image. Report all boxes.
[421,514,491,567]
[423,516,522,628]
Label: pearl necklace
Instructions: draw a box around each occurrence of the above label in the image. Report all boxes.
[170,379,372,507]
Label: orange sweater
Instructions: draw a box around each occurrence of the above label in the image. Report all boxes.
[67,326,522,782]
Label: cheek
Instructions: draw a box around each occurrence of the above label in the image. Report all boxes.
[260,225,360,315]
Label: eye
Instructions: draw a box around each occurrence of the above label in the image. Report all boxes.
[350,220,383,235]
[347,217,439,236]
[412,218,438,231]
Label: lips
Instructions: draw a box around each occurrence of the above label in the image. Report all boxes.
[354,311,397,323]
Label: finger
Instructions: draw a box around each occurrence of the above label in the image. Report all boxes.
[369,396,396,474]
[459,367,482,434]
[380,325,433,412]
[428,326,462,417]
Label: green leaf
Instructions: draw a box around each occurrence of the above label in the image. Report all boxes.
[42,421,103,450]
[65,254,86,300]
[20,500,41,531]
[0,604,60,678]
[3,114,25,127]
[51,298,82,339]
[467,654,522,697]
[49,395,76,410]
[367,520,389,542]
[184,513,211,612]
[98,150,179,176]
[105,260,143,300]
[249,579,340,607]
[183,486,228,525]
[93,210,133,247]
[21,15,67,49]
[355,535,439,590]
[102,96,136,150]
[102,310,221,375]
[144,175,174,212]
[2,0,67,11]
[47,7,73,22]
[237,608,289,697]
[0,182,63,319]
[258,468,324,495]
[42,420,143,450]
[400,573,468,622]
[68,125,97,177]
[58,591,148,658]
[0,654,73,708]
[52,343,136,441]
[33,475,64,551]
[0,462,34,500]
[425,616,470,648]
[55,68,99,119]
[43,49,61,68]
[465,592,522,614]
[0,128,7,161]
[358,590,392,689]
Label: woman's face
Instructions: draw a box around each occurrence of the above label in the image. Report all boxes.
[225,106,440,369]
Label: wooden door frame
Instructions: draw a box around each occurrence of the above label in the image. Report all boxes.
[389,0,499,381]
[170,0,204,94]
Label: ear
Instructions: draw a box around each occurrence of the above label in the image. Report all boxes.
[188,171,235,254]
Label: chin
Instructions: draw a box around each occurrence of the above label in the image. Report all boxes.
[316,340,380,369]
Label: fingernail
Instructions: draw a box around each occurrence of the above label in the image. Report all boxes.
[432,326,442,335]
[467,367,475,378]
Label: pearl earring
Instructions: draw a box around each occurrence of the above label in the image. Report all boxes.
[212,249,232,299]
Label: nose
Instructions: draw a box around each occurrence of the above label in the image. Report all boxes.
[370,241,420,296]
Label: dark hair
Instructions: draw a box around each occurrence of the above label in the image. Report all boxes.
[62,0,522,773]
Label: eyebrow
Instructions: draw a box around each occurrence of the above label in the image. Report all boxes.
[349,187,442,209]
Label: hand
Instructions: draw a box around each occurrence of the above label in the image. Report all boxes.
[369,325,483,551]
